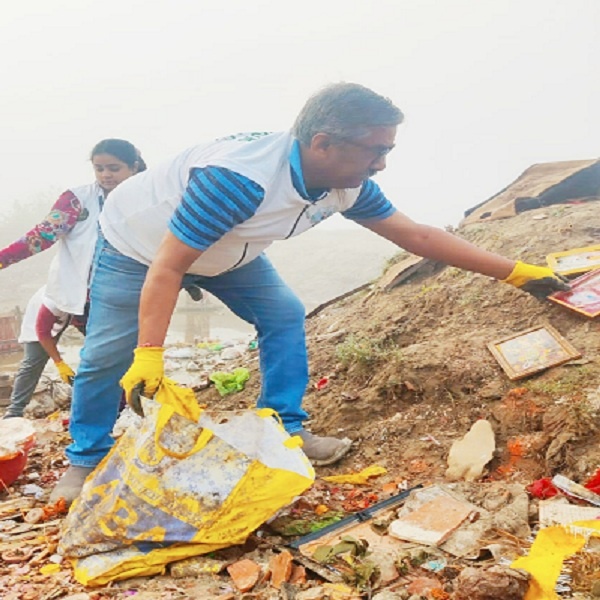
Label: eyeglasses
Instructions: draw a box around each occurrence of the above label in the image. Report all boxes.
[336,138,395,159]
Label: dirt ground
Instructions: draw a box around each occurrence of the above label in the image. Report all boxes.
[1,200,600,599]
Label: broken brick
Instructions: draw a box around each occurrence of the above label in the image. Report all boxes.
[226,558,261,592]
[406,576,443,596]
[269,550,294,589]
[289,564,307,585]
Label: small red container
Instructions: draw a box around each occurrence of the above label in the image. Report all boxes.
[0,435,35,487]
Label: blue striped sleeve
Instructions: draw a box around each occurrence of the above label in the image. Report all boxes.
[169,166,265,251]
[341,179,397,223]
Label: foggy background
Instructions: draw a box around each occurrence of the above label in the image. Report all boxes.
[1,0,598,329]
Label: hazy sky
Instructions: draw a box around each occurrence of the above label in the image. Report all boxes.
[1,0,598,229]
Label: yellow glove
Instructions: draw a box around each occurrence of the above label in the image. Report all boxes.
[120,346,165,416]
[502,261,570,299]
[54,360,75,385]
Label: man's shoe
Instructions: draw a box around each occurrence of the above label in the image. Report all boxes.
[49,465,94,506]
[2,411,23,419]
[296,430,352,466]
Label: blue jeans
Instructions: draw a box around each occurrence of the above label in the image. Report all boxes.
[66,239,309,467]
[3,341,49,418]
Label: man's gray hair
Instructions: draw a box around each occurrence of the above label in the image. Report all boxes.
[292,82,404,145]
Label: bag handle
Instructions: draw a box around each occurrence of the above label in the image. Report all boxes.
[255,408,303,449]
[155,404,213,459]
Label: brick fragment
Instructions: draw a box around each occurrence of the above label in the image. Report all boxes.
[226,558,261,592]
[269,550,293,589]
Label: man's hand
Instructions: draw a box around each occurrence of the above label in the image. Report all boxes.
[120,347,165,415]
[502,261,571,300]
[54,360,75,384]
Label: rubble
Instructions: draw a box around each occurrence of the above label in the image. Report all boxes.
[2,202,600,597]
[453,566,530,600]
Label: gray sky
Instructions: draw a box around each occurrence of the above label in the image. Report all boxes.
[1,0,598,229]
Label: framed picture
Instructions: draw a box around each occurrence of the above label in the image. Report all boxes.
[549,269,600,318]
[547,244,600,276]
[487,324,581,380]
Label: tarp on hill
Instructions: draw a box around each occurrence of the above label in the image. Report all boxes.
[461,159,600,225]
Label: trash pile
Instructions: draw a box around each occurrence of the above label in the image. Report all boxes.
[2,389,600,599]
[1,202,600,598]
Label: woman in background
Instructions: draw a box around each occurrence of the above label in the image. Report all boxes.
[0,139,146,316]
[0,139,146,417]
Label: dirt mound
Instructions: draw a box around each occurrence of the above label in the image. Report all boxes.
[231,201,600,484]
[304,202,600,479]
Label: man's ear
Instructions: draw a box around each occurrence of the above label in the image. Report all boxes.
[310,133,334,155]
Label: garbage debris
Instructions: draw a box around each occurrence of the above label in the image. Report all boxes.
[0,417,36,487]
[268,549,294,589]
[315,376,329,390]
[163,346,195,359]
[548,267,600,318]
[220,346,243,360]
[3,199,600,598]
[209,367,251,396]
[290,487,418,551]
[546,243,600,277]
[322,464,387,485]
[226,558,262,592]
[169,555,225,578]
[487,324,581,380]
[539,499,600,527]
[453,565,530,600]
[389,494,476,546]
[388,483,530,559]
[527,477,559,499]
[445,419,495,481]
[20,483,45,498]
[552,474,600,507]
[511,520,600,599]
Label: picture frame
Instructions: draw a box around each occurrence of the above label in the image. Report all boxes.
[546,244,600,276]
[487,324,581,381]
[549,269,600,318]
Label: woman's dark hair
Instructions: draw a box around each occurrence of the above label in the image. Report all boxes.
[90,139,147,172]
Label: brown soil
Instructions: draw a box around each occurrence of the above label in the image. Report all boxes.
[2,201,600,599]
[296,201,600,484]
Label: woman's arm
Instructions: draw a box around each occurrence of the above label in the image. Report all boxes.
[0,190,82,269]
[35,304,66,363]
[35,303,75,384]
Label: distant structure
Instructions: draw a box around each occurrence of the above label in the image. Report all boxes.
[176,291,218,343]
[461,158,600,225]
[0,307,22,355]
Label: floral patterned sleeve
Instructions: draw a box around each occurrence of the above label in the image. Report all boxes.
[0,190,82,268]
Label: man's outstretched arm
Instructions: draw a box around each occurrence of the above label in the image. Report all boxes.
[364,211,515,278]
[362,211,569,298]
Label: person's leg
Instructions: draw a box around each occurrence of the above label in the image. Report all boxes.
[50,239,147,504]
[185,255,351,465]
[185,254,309,432]
[3,342,49,418]
[65,240,147,468]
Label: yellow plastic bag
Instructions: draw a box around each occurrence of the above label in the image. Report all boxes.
[322,465,387,484]
[511,520,600,600]
[59,378,315,586]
